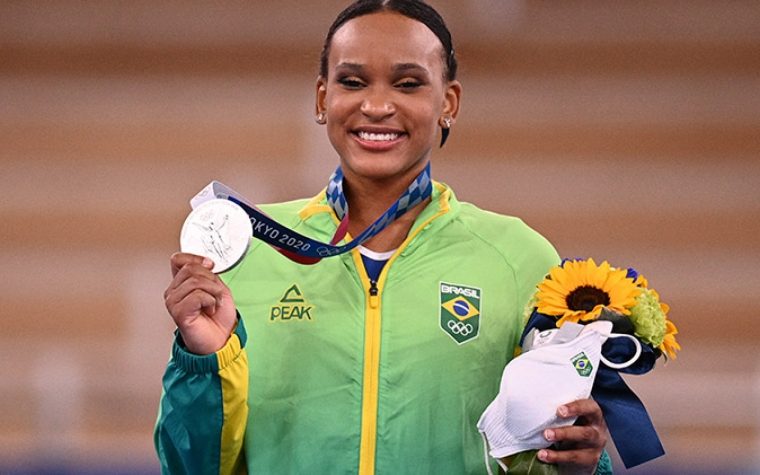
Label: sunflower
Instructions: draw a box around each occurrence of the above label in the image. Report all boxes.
[536,258,641,326]
[659,315,681,360]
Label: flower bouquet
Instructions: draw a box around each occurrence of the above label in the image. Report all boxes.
[531,258,679,360]
[489,258,680,474]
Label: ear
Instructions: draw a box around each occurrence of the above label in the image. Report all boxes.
[441,80,462,124]
[315,76,328,116]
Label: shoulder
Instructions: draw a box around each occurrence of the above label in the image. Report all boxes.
[454,201,557,261]
[257,197,316,225]
[443,200,559,291]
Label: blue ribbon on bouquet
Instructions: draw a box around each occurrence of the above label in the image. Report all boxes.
[520,311,665,469]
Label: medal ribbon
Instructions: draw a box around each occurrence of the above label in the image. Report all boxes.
[192,162,432,265]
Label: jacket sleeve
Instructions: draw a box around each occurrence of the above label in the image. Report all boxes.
[595,449,613,474]
[154,318,249,475]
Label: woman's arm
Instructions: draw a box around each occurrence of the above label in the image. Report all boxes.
[154,319,249,475]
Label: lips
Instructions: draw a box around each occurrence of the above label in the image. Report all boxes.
[351,127,406,150]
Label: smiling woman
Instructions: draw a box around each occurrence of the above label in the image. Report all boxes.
[154,1,609,474]
[316,11,461,223]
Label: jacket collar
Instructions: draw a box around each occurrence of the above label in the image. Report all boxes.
[296,181,460,255]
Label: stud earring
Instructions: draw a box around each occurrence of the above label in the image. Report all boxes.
[315,112,327,124]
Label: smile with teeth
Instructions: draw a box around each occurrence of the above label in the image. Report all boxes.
[357,131,401,142]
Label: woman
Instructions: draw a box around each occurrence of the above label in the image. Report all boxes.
[156,1,609,473]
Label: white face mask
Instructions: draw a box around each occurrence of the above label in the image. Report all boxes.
[476,321,641,473]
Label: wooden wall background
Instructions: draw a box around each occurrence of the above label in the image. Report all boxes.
[1,1,758,472]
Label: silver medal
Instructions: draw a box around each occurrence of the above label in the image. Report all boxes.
[180,198,252,273]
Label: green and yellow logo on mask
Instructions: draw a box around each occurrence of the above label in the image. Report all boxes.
[571,352,593,377]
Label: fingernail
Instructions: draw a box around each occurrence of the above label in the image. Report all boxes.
[537,450,548,462]
[202,258,214,268]
[558,405,569,417]
[544,429,555,441]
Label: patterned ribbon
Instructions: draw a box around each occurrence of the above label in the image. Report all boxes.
[520,311,665,469]
[325,163,432,222]
[195,162,432,265]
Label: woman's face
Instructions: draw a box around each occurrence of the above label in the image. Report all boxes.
[317,11,461,185]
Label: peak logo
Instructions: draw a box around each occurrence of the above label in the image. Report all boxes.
[270,284,314,322]
[440,282,481,345]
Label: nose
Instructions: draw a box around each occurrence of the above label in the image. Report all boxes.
[360,88,395,120]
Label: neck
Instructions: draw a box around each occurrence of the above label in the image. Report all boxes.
[340,167,431,252]
[345,177,405,220]
[350,196,430,252]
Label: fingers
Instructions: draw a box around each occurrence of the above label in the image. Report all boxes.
[545,399,607,447]
[557,399,605,425]
[163,253,237,355]
[537,398,608,471]
[543,424,603,449]
[169,288,219,321]
[537,446,600,468]
[170,252,214,277]
[166,264,224,299]
[165,253,226,322]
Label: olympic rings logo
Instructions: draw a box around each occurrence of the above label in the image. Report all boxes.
[317,246,341,257]
[447,319,474,336]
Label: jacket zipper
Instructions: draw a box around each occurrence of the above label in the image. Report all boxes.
[368,280,379,308]
[355,186,450,474]
[358,274,382,475]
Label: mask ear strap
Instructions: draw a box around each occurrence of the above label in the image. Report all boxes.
[480,432,495,475]
[480,431,508,475]
[600,333,642,369]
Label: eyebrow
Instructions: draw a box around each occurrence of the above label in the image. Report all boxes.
[334,62,364,73]
[335,62,430,75]
[392,63,428,75]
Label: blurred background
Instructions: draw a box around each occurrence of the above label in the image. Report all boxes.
[1,1,758,473]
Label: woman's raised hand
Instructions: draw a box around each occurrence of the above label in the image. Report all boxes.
[164,253,237,355]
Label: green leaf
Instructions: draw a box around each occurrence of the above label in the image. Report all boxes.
[505,450,559,475]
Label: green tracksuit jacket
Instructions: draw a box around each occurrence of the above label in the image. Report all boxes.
[155,182,563,474]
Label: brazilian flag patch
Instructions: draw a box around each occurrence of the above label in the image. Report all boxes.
[440,282,481,344]
[571,352,593,377]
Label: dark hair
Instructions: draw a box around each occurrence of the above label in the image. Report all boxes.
[319,0,458,81]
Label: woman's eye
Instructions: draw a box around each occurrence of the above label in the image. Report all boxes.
[396,80,421,89]
[338,78,364,89]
